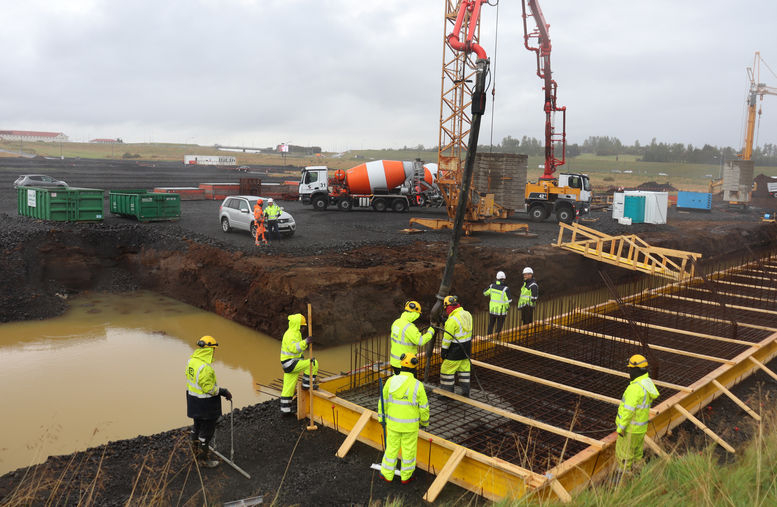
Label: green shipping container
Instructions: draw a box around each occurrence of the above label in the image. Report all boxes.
[624,195,646,224]
[109,190,181,222]
[17,187,104,221]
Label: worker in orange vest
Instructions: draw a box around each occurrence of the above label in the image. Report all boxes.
[253,199,268,246]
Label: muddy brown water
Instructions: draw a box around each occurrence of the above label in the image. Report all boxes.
[0,291,351,476]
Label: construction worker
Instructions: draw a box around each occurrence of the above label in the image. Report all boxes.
[615,354,659,475]
[440,295,473,396]
[185,335,232,468]
[264,197,282,241]
[253,199,268,246]
[483,271,512,335]
[377,352,429,484]
[518,267,539,324]
[279,313,317,415]
[390,301,434,375]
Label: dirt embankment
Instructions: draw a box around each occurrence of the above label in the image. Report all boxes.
[2,213,776,346]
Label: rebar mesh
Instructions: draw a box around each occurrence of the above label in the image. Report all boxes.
[335,248,777,473]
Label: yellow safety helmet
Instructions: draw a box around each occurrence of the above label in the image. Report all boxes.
[197,335,219,348]
[404,301,421,313]
[627,354,648,369]
[443,295,458,307]
[400,353,419,369]
[299,315,307,326]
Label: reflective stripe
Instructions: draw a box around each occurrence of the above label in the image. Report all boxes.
[387,396,417,406]
[281,358,296,368]
[383,456,397,465]
[418,403,429,409]
[187,390,215,398]
[390,352,402,360]
[630,420,648,426]
[621,404,635,412]
[391,323,414,346]
[617,423,626,430]
[384,414,419,424]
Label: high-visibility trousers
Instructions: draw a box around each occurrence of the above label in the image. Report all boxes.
[615,431,646,471]
[255,220,267,244]
[280,359,318,413]
[440,358,471,393]
[381,429,418,482]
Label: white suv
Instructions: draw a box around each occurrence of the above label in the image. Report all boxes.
[219,196,296,237]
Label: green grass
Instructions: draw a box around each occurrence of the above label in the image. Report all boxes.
[3,141,776,192]
[492,400,777,507]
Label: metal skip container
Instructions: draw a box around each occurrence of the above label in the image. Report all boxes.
[109,190,181,222]
[17,187,104,221]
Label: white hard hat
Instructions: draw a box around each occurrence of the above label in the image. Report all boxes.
[496,271,506,280]
[268,198,274,203]
[523,267,533,275]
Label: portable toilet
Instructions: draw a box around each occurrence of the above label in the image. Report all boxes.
[612,192,625,220]
[624,195,645,223]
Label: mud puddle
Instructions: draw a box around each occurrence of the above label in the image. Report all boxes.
[0,291,351,476]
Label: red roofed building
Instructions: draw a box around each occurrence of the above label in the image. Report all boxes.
[0,130,68,142]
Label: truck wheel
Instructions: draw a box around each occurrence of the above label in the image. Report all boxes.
[221,217,232,232]
[556,206,574,224]
[392,199,408,212]
[373,198,387,212]
[250,222,257,237]
[337,198,353,211]
[529,204,548,222]
[312,196,328,211]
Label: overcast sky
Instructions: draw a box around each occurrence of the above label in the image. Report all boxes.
[2,0,776,152]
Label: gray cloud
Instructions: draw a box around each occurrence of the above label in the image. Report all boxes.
[1,0,775,150]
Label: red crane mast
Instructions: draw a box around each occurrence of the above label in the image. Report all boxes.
[522,0,566,181]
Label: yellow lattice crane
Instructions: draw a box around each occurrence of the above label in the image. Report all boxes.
[741,51,777,161]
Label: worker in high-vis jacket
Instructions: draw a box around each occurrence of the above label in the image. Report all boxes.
[483,271,512,336]
[263,198,282,241]
[440,295,473,397]
[185,335,232,468]
[378,353,429,484]
[390,301,434,375]
[279,313,317,415]
[517,267,539,324]
[253,199,268,246]
[615,354,659,474]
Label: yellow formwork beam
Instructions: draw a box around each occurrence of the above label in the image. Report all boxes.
[297,385,548,502]
[554,222,701,281]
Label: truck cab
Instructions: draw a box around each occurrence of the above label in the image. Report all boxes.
[525,172,592,223]
[298,166,330,208]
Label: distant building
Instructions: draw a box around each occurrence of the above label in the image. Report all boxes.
[89,138,122,144]
[276,143,322,155]
[0,130,69,142]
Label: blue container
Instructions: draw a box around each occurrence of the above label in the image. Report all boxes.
[677,191,712,211]
[624,195,645,223]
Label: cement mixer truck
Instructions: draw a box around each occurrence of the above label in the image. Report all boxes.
[298,160,439,212]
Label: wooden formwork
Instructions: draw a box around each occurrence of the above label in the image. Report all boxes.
[554,222,702,281]
[299,255,777,502]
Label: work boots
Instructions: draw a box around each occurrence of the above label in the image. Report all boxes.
[197,442,220,469]
[460,383,471,398]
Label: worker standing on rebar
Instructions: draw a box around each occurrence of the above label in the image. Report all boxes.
[264,197,282,241]
[279,313,317,415]
[517,267,539,324]
[483,271,512,336]
[185,335,232,468]
[253,199,268,246]
[615,354,659,477]
[377,353,429,484]
[390,301,434,375]
[440,295,473,397]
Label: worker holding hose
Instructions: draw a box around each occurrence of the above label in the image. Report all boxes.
[389,301,434,375]
[377,353,429,484]
[615,354,659,477]
[185,335,232,469]
[439,295,473,397]
[279,313,317,415]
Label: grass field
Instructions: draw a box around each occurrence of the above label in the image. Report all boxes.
[3,140,775,192]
